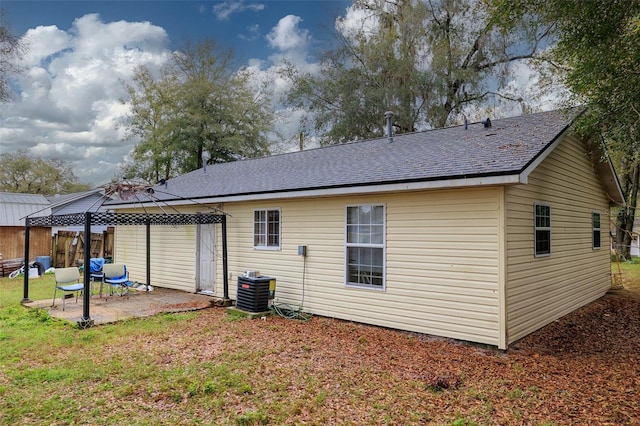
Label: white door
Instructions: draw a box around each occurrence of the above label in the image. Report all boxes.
[197,224,215,294]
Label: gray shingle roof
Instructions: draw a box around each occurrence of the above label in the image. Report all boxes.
[123,109,578,203]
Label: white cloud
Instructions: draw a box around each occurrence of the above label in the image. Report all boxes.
[335,3,379,39]
[239,24,261,42]
[240,15,325,153]
[0,14,172,186]
[212,1,265,21]
[264,15,313,69]
[21,26,71,67]
[266,15,310,52]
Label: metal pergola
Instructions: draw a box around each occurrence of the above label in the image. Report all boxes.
[22,211,229,328]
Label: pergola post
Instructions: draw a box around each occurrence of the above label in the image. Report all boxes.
[222,215,229,301]
[78,211,94,328]
[21,221,31,303]
[146,218,151,289]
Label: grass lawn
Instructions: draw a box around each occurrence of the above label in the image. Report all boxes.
[0,264,639,425]
[614,258,640,292]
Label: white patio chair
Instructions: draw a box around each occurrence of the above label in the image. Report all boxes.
[53,267,84,311]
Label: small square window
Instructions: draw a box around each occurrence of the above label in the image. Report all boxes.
[254,209,280,249]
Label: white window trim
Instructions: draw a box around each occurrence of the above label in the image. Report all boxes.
[592,211,602,250]
[344,203,386,291]
[534,202,551,258]
[253,208,281,250]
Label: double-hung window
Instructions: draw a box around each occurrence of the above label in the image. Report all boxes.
[592,211,601,249]
[346,204,385,289]
[254,209,280,249]
[534,203,551,257]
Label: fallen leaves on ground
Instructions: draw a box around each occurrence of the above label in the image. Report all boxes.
[119,287,640,425]
[8,286,638,425]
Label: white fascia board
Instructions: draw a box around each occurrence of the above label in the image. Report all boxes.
[109,174,522,209]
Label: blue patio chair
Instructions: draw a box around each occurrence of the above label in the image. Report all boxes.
[89,257,105,296]
[102,263,130,297]
[53,267,84,311]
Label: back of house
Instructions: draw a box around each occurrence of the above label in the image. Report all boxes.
[107,109,623,349]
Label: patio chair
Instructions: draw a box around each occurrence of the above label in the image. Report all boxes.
[89,257,105,295]
[102,263,130,297]
[53,267,84,311]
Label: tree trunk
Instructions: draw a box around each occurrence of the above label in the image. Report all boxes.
[615,157,640,259]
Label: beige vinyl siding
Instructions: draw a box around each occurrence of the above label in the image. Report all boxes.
[505,134,612,344]
[114,212,198,292]
[218,187,503,346]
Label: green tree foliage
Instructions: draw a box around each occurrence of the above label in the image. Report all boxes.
[0,8,27,102]
[493,0,640,258]
[121,38,273,182]
[121,66,181,184]
[0,150,90,195]
[283,0,549,144]
[550,1,640,259]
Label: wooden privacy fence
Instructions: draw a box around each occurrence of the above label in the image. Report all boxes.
[53,228,114,268]
[1,228,114,276]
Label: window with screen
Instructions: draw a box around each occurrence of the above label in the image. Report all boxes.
[346,204,385,289]
[254,209,280,249]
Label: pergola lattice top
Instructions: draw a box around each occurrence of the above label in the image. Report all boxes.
[26,212,224,227]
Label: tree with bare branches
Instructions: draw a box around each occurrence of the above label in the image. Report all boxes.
[0,8,27,103]
[282,0,551,144]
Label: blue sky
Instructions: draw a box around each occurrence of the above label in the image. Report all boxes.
[0,1,354,186]
[3,1,350,63]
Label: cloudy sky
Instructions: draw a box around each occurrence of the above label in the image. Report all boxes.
[0,0,352,186]
[0,1,557,188]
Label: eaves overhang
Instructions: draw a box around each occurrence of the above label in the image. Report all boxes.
[107,173,523,209]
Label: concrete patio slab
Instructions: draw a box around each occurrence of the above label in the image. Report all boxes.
[24,287,225,325]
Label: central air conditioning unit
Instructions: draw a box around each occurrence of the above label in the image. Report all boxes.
[236,274,276,313]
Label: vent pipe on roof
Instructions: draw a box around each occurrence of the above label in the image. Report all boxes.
[385,111,394,143]
[203,151,210,174]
